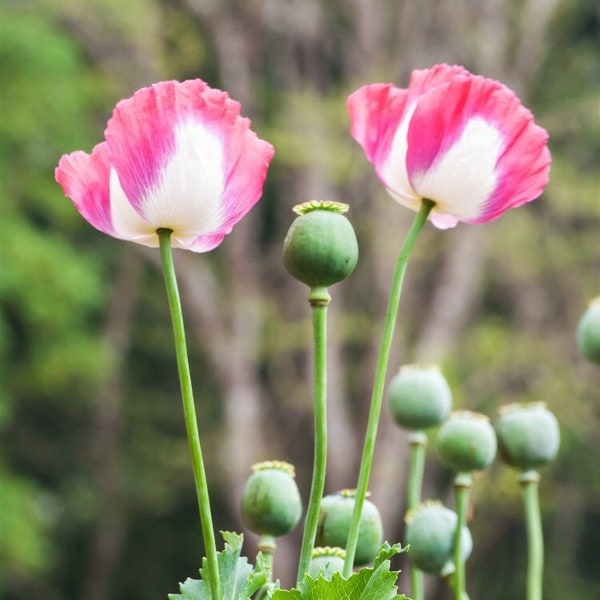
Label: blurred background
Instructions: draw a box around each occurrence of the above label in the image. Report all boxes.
[1,0,599,598]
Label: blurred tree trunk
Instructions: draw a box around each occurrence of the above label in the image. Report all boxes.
[53,3,164,597]
[80,250,142,600]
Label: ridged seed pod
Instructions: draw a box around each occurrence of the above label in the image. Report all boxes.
[576,297,600,364]
[315,489,383,566]
[283,201,359,290]
[241,461,302,537]
[387,364,452,431]
[436,411,497,473]
[308,546,346,581]
[405,502,472,576]
[495,402,560,471]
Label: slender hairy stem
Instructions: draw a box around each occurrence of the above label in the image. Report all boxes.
[158,229,221,600]
[407,431,427,600]
[297,287,331,585]
[520,471,543,600]
[452,473,472,600]
[343,200,435,576]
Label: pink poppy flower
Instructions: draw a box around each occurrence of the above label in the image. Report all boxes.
[56,80,274,252]
[347,64,551,229]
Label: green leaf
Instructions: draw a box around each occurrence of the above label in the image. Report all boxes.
[271,543,410,600]
[168,532,269,600]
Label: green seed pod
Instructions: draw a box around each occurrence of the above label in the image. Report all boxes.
[308,546,346,581]
[387,364,452,431]
[241,461,302,537]
[495,402,560,471]
[315,489,383,566]
[405,501,472,576]
[436,411,497,473]
[283,201,359,290]
[576,297,600,364]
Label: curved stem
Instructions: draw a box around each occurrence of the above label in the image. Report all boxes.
[343,200,435,576]
[158,229,221,600]
[407,431,427,600]
[452,472,472,600]
[520,471,543,600]
[296,288,331,585]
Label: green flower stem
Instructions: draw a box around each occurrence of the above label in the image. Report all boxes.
[158,229,221,600]
[407,431,428,510]
[258,534,276,582]
[452,472,472,600]
[408,431,427,600]
[297,286,331,585]
[343,200,435,576]
[255,535,276,600]
[445,574,470,600]
[520,470,543,600]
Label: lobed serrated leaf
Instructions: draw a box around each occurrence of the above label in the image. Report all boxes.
[271,543,410,600]
[168,532,268,600]
[372,542,408,570]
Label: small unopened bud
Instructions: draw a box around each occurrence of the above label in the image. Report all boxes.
[241,461,302,537]
[405,501,472,576]
[576,297,600,364]
[436,411,497,473]
[315,489,383,566]
[495,402,560,472]
[387,364,452,431]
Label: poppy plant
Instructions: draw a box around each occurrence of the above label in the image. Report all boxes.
[56,79,274,251]
[56,80,274,600]
[347,64,551,228]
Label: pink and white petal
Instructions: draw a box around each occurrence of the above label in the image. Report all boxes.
[348,65,550,228]
[136,118,228,236]
[136,92,273,245]
[108,168,160,247]
[404,75,545,224]
[55,144,116,237]
[348,84,412,168]
[406,64,471,97]
[428,212,461,230]
[218,120,274,235]
[378,100,423,209]
[166,85,274,241]
[105,80,273,247]
[457,76,550,219]
[182,232,227,253]
[347,67,471,166]
[105,80,210,215]
[477,108,550,223]
[173,85,274,238]
[347,70,474,214]
[405,76,500,178]
[409,115,504,223]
